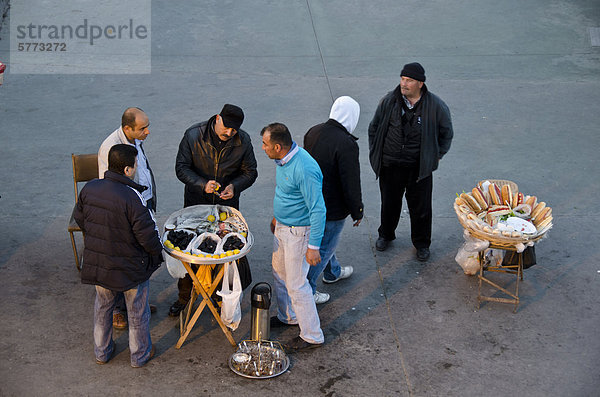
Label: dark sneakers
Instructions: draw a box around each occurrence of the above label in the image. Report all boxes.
[169,301,187,317]
[376,237,390,251]
[270,316,298,328]
[284,336,322,352]
[417,247,430,262]
[377,237,429,261]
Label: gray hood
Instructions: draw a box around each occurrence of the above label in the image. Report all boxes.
[329,96,360,134]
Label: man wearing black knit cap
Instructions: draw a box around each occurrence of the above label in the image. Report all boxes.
[368,62,453,261]
[170,104,258,316]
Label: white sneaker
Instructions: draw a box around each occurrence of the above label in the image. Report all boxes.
[322,266,354,284]
[313,291,330,304]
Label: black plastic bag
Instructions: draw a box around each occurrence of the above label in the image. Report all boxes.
[503,246,536,269]
[211,255,252,292]
[235,256,253,290]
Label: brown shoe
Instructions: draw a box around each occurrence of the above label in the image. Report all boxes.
[96,348,115,365]
[113,312,127,329]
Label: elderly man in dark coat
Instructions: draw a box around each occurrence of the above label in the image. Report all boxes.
[369,62,453,261]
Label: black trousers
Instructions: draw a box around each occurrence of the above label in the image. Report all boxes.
[378,165,432,249]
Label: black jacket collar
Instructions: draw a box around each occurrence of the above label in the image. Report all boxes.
[325,119,359,141]
[104,170,148,193]
[393,83,429,103]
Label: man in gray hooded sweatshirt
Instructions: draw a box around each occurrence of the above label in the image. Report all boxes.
[303,96,364,304]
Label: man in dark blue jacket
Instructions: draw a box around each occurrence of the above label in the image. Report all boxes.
[74,144,163,367]
[369,62,453,261]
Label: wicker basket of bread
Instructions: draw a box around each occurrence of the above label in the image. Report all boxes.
[454,179,553,249]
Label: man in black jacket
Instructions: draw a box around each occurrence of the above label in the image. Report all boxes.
[74,144,163,367]
[304,96,364,304]
[368,63,453,261]
[170,104,258,316]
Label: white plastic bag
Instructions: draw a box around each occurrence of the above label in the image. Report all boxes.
[164,229,196,279]
[190,232,222,256]
[216,261,242,331]
[455,247,480,275]
[165,251,188,279]
[485,249,505,267]
[218,232,247,254]
[455,230,489,275]
[462,229,489,252]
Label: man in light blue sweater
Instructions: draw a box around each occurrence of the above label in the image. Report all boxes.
[261,122,326,351]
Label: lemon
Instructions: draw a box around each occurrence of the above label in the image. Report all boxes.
[240,231,247,238]
[233,249,240,255]
[219,212,227,221]
[207,214,216,222]
[219,253,227,258]
[174,247,181,251]
[197,254,205,258]
[226,250,234,256]
[213,254,220,259]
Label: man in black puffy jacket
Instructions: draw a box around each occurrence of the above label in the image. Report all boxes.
[170,104,258,316]
[74,144,163,368]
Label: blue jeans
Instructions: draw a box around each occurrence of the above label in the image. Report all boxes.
[307,219,346,294]
[94,280,152,367]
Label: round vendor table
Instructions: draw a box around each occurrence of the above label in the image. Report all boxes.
[162,204,253,348]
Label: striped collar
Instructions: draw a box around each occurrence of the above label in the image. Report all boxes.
[275,141,299,166]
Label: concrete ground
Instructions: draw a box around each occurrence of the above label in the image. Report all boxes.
[1,1,599,396]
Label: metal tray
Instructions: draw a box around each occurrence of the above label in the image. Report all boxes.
[228,340,289,379]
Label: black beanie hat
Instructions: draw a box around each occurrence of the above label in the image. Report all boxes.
[400,62,426,82]
[219,104,244,131]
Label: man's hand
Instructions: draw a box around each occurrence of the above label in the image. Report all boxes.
[219,184,235,200]
[353,218,362,227]
[270,217,276,234]
[204,180,221,194]
[305,248,321,266]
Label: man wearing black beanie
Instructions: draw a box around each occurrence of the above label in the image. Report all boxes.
[368,62,453,261]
